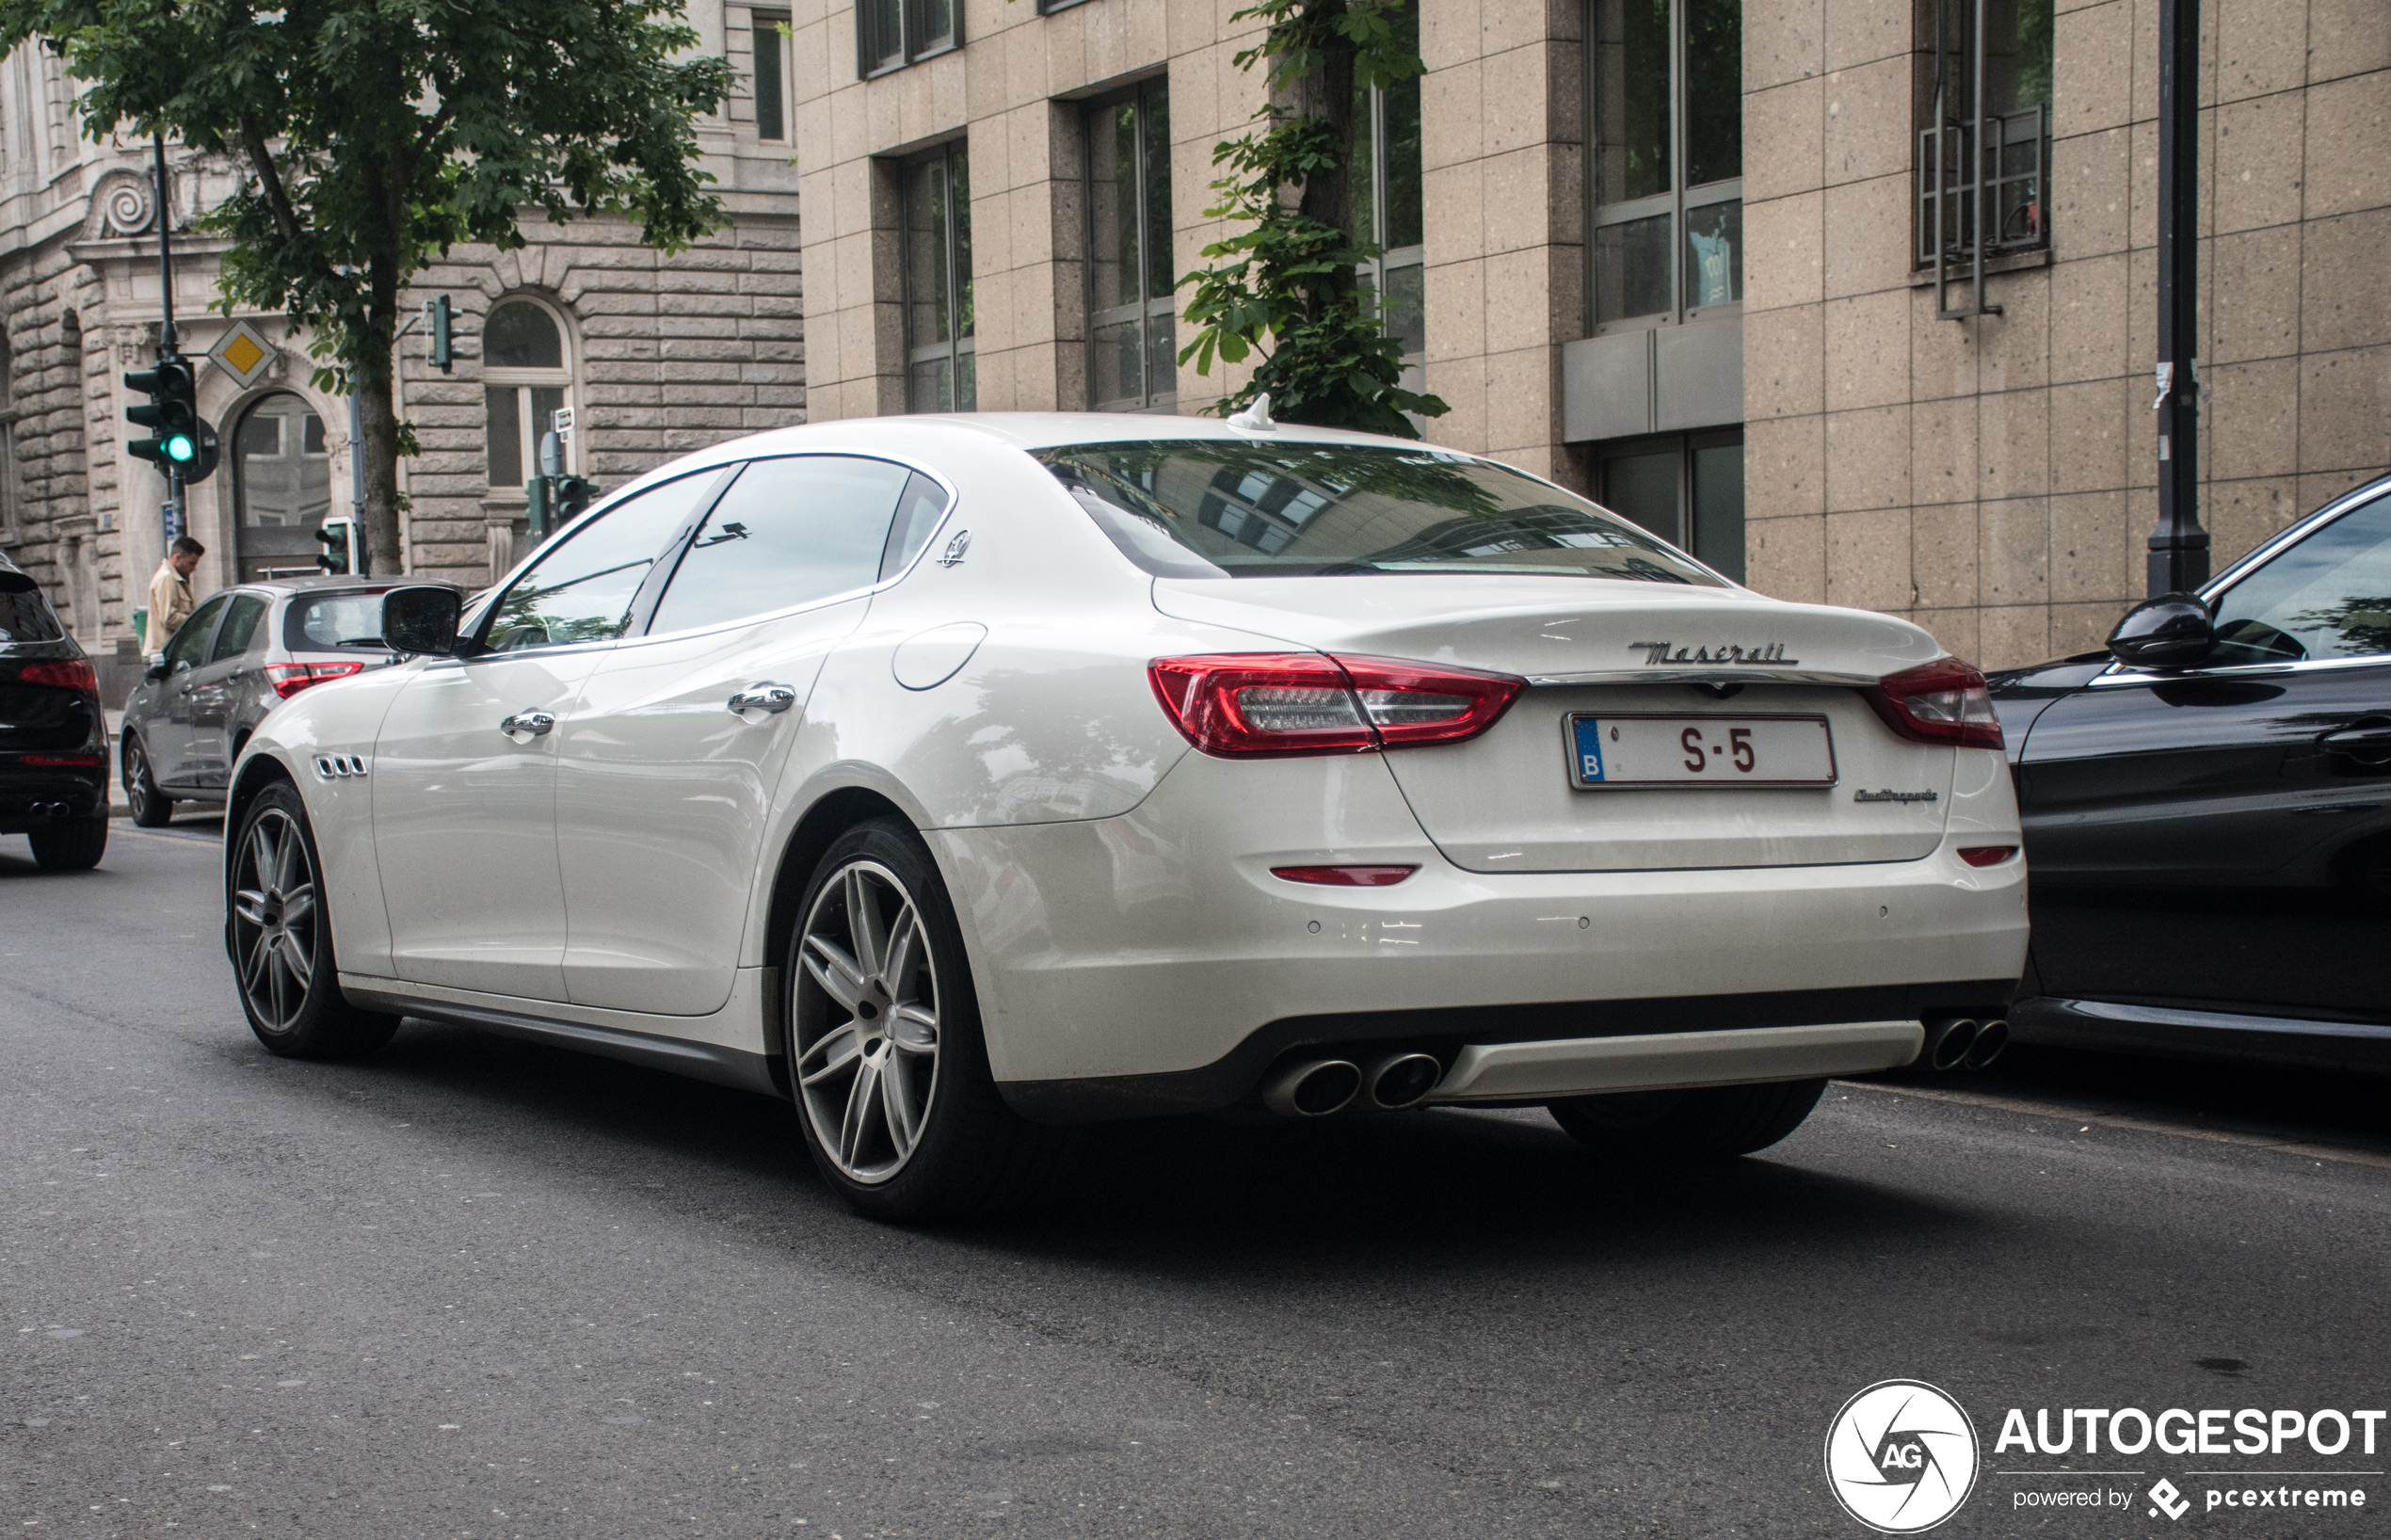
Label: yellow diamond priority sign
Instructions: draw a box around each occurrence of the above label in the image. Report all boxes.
[207,319,276,389]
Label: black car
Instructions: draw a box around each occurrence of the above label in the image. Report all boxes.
[1992,472,2391,1073]
[0,553,108,870]
[120,576,460,826]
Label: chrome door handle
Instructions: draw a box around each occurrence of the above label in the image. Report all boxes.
[727,682,797,715]
[499,709,556,740]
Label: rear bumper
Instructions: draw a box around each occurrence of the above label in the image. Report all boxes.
[0,766,105,832]
[1426,1020,1925,1102]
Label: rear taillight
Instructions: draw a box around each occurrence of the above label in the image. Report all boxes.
[1864,656,2004,751]
[15,659,97,694]
[20,752,104,767]
[266,661,366,698]
[1148,653,1523,758]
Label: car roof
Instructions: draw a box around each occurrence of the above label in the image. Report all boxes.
[235,576,464,600]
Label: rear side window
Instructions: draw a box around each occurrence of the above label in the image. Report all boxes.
[2209,494,2391,666]
[0,586,65,643]
[478,473,722,652]
[287,592,392,652]
[1035,440,1725,586]
[647,456,914,635]
[210,594,269,663]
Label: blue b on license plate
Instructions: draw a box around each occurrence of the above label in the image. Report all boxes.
[1567,714,1837,789]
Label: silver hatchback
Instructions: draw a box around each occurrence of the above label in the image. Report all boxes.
[120,576,462,826]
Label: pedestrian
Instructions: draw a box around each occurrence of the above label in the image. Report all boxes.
[145,536,203,655]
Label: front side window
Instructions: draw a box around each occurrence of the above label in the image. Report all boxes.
[476,473,720,652]
[483,299,573,494]
[857,0,955,77]
[1086,80,1176,412]
[165,595,229,671]
[2207,497,2391,667]
[904,141,976,412]
[1597,430,1745,583]
[1354,1,1426,367]
[1036,441,1725,586]
[1590,0,1741,329]
[209,594,269,663]
[1918,0,2053,280]
[649,457,922,634]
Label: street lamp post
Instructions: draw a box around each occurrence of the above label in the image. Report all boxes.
[2146,0,2207,597]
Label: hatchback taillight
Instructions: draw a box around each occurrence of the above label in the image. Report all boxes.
[266,661,365,698]
[1863,657,2004,751]
[1148,653,1523,758]
[15,659,97,694]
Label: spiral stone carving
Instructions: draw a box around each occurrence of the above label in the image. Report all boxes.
[102,178,153,236]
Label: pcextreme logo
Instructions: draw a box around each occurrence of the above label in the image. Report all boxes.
[1825,1380,1982,1533]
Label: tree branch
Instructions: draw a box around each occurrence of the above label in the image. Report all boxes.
[237,115,305,245]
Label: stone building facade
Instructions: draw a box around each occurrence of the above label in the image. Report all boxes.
[0,10,807,698]
[790,0,2389,668]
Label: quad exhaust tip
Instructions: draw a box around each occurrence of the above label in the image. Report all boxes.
[1920,1017,2009,1072]
[1260,1058,1362,1118]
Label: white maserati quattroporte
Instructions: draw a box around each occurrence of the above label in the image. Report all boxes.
[224,411,2028,1218]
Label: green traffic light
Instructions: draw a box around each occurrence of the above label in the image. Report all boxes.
[165,434,196,463]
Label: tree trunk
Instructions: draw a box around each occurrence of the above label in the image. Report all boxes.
[354,366,403,576]
[1286,0,1361,324]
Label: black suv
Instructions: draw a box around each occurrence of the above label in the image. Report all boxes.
[0,553,107,870]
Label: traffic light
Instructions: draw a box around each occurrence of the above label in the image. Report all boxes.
[554,475,596,521]
[123,355,219,484]
[313,516,362,576]
[426,295,453,374]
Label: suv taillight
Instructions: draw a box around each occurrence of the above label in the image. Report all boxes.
[1148,653,1523,758]
[1864,657,2004,750]
[266,661,365,698]
[16,659,97,694]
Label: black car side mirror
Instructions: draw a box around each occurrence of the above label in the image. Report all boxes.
[381,586,463,657]
[144,661,168,682]
[2109,593,2215,668]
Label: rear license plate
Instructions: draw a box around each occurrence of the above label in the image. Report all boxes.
[1566,714,1837,789]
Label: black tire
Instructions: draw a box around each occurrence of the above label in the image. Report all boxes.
[1547,1078,1827,1163]
[785,817,1074,1222]
[27,813,107,871]
[226,780,399,1061]
[124,735,173,827]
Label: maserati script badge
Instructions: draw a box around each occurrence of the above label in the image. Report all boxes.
[1629,640,1800,666]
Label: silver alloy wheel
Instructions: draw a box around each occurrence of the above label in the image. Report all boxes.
[126,742,155,819]
[794,859,941,1184]
[231,808,318,1032]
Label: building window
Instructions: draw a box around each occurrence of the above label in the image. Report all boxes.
[232,393,334,582]
[1034,0,1091,11]
[856,0,955,78]
[904,140,975,412]
[1354,0,1425,371]
[1917,0,2053,277]
[483,299,573,494]
[0,333,17,546]
[1086,78,1176,413]
[1596,429,1744,583]
[1588,0,1741,330]
[752,8,791,141]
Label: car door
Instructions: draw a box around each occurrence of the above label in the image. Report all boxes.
[371,473,723,1001]
[147,594,229,787]
[2017,489,2391,1016]
[553,455,948,1016]
[185,591,268,788]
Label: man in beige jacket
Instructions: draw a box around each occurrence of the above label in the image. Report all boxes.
[145,536,203,654]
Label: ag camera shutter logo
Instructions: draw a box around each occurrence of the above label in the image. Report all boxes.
[1825,1380,1982,1532]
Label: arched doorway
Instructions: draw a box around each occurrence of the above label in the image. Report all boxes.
[230,393,333,582]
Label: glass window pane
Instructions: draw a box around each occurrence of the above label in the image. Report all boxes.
[880,472,955,579]
[165,595,227,670]
[1983,0,2055,116]
[1145,306,1177,403]
[236,395,331,529]
[1383,3,1423,249]
[753,11,788,139]
[1090,315,1143,409]
[1691,440,1745,583]
[290,593,390,652]
[1140,83,1173,304]
[950,144,973,340]
[486,387,522,489]
[1600,448,1682,547]
[1089,101,1138,311]
[2210,496,2391,665]
[905,154,950,348]
[1684,200,1742,310]
[954,346,976,410]
[485,302,564,369]
[908,356,952,413]
[859,0,902,71]
[1596,213,1674,322]
[210,593,268,662]
[650,457,913,634]
[1594,0,1671,205]
[480,473,718,651]
[1684,0,1741,188]
[530,387,568,472]
[1382,260,1426,360]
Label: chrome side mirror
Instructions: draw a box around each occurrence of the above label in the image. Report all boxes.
[381,586,463,657]
[2109,593,2214,668]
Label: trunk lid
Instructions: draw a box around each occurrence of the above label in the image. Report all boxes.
[1152,575,1958,872]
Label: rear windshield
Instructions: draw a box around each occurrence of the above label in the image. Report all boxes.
[0,586,67,644]
[285,591,391,652]
[1034,441,1725,586]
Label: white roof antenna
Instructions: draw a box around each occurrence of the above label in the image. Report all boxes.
[1226,393,1276,433]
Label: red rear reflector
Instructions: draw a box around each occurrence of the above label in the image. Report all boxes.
[1957,845,2018,867]
[1270,864,1419,887]
[1149,653,1522,758]
[266,661,366,698]
[1863,656,2004,751]
[15,659,97,694]
[20,752,103,767]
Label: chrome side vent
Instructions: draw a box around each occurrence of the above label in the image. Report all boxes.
[314,754,369,779]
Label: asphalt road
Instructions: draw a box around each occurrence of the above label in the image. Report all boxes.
[5,826,2389,1539]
